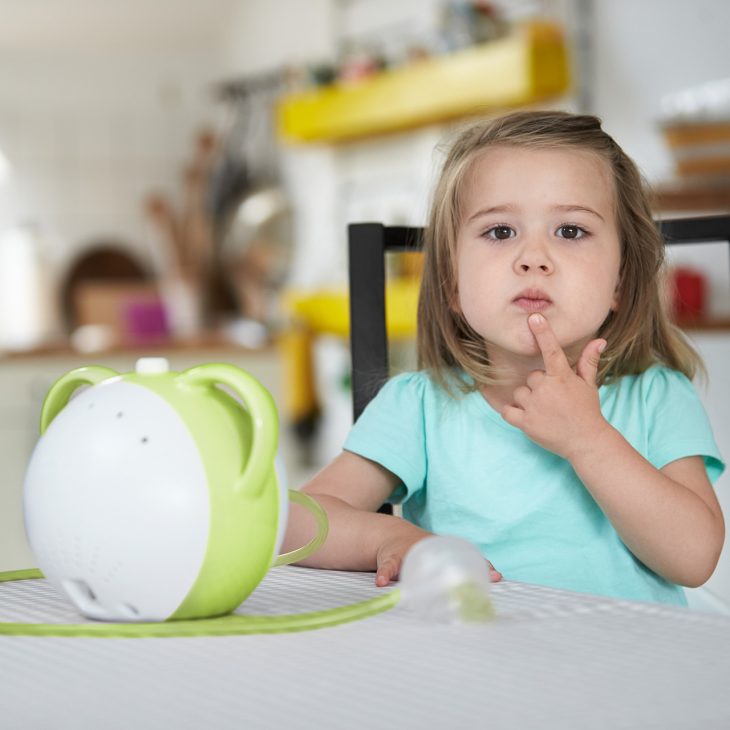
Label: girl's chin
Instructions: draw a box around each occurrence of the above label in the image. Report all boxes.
[487,338,542,362]
[514,334,542,357]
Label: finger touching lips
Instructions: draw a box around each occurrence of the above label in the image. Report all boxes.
[527,313,570,372]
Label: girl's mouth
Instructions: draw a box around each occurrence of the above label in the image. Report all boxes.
[514,297,552,312]
[513,290,552,312]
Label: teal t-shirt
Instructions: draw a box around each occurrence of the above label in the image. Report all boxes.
[344,366,724,606]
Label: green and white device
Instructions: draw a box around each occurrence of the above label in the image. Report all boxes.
[23,358,329,623]
[13,358,493,637]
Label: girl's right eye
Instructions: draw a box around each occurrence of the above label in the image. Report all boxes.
[484,225,515,240]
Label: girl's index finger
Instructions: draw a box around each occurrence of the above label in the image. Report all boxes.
[527,314,571,373]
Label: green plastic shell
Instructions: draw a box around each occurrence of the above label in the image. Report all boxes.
[38,364,280,620]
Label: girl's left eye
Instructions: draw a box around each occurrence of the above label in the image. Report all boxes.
[556,225,587,240]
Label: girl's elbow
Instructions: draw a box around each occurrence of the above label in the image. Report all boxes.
[681,533,725,588]
[682,567,713,589]
[682,566,717,589]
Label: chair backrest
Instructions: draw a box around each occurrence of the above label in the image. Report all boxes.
[348,215,730,421]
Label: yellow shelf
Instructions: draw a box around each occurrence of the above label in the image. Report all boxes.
[283,278,419,339]
[277,21,570,144]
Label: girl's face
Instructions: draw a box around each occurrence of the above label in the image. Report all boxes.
[455,145,621,368]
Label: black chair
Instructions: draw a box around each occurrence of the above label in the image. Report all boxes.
[348,215,730,422]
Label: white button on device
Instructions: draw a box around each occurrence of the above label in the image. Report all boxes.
[135,357,170,374]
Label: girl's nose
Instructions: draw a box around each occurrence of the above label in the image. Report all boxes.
[514,239,553,274]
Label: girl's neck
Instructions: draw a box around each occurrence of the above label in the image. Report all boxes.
[480,375,529,413]
[478,343,582,412]
[478,356,539,412]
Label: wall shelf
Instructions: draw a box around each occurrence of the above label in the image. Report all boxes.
[277,21,570,144]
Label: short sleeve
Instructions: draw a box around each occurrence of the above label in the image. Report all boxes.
[343,372,427,503]
[645,368,725,484]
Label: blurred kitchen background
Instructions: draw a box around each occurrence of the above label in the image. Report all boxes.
[1,0,730,609]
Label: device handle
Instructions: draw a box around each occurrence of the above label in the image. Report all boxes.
[40,366,120,434]
[178,363,278,498]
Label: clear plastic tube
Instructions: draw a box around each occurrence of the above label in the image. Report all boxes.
[0,570,400,638]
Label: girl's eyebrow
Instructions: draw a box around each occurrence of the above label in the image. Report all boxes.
[552,204,605,222]
[467,203,605,223]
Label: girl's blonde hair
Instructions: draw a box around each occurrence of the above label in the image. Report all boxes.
[417,109,703,391]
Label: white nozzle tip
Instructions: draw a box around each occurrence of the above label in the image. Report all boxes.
[135,357,170,374]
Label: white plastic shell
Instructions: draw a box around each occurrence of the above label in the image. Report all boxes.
[23,381,210,621]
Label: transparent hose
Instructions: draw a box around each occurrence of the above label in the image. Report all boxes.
[273,490,329,567]
[0,570,400,638]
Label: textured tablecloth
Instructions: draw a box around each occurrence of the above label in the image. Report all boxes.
[1,566,729,729]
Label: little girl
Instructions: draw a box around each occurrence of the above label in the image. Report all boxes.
[282,110,725,605]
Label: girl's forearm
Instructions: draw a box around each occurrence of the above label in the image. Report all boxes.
[281,493,422,572]
[569,426,723,587]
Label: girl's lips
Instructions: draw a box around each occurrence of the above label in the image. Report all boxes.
[513,297,552,312]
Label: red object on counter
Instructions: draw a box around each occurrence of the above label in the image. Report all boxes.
[672,267,706,320]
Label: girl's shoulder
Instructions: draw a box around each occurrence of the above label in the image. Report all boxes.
[385,368,467,399]
[373,369,464,415]
[608,364,693,389]
[602,364,700,409]
[381,369,440,401]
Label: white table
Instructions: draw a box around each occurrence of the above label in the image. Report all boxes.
[1,566,729,729]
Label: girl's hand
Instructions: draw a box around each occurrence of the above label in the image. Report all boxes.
[375,527,502,586]
[501,313,611,461]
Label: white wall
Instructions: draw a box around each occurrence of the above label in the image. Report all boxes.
[590,0,730,182]
[223,0,335,76]
[0,45,228,277]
